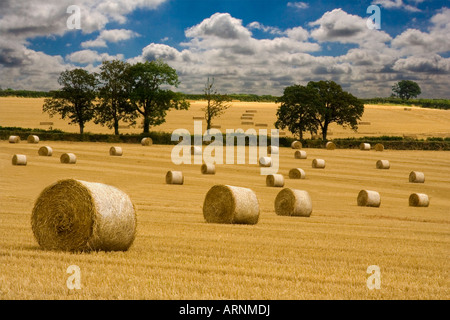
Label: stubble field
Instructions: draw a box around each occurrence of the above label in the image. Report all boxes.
[0,98,449,300]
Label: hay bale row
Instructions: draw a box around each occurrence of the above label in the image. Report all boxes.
[294,150,307,159]
[241,121,254,125]
[31,179,136,252]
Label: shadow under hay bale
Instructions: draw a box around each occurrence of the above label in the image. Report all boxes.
[409,193,429,207]
[202,185,259,225]
[166,171,184,185]
[31,179,137,251]
[12,154,27,166]
[27,135,39,144]
[357,190,380,207]
[409,171,425,183]
[38,146,53,156]
[275,188,312,217]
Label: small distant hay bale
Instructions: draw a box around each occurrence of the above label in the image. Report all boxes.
[191,146,202,155]
[166,171,184,185]
[376,160,390,169]
[291,141,302,149]
[326,142,336,150]
[275,188,312,217]
[357,190,381,207]
[38,146,53,156]
[289,168,306,179]
[12,154,27,166]
[9,135,20,143]
[31,179,137,251]
[267,146,279,155]
[409,193,429,207]
[404,108,412,111]
[241,116,253,120]
[312,159,325,169]
[256,123,268,127]
[359,121,371,125]
[241,121,254,125]
[294,150,307,159]
[202,185,259,225]
[259,156,272,167]
[109,146,123,156]
[242,113,254,117]
[211,125,221,129]
[375,143,384,152]
[39,122,53,125]
[60,153,77,164]
[246,110,257,113]
[360,143,371,150]
[266,174,285,187]
[279,131,286,136]
[192,116,204,120]
[409,171,425,183]
[141,137,153,146]
[27,135,39,144]
[201,163,216,175]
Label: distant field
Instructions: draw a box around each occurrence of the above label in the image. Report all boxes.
[1,97,450,139]
[1,140,449,299]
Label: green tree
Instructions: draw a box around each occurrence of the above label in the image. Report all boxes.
[392,80,421,100]
[275,85,318,140]
[128,59,189,134]
[202,77,231,130]
[95,60,137,135]
[43,68,97,134]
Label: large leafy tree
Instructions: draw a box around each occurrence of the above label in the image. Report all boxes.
[202,77,231,130]
[128,59,189,134]
[43,68,97,134]
[392,80,421,101]
[95,60,137,135]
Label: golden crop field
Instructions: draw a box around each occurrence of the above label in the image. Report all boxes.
[1,135,449,299]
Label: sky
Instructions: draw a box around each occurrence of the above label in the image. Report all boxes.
[0,0,449,98]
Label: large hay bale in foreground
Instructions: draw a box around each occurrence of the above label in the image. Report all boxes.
[202,185,259,225]
[27,135,40,144]
[259,156,272,167]
[357,190,381,207]
[275,188,312,217]
[289,168,306,179]
[312,159,325,169]
[409,193,429,207]
[166,171,184,185]
[375,143,384,152]
[60,153,76,164]
[12,154,27,166]
[38,146,53,156]
[409,171,425,183]
[326,142,336,150]
[31,179,137,251]
[294,150,307,159]
[201,163,216,175]
[360,143,371,151]
[109,146,123,156]
[9,136,20,143]
[266,174,285,187]
[291,141,302,149]
[141,137,153,146]
[376,160,390,169]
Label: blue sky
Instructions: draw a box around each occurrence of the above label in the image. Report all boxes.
[0,0,449,97]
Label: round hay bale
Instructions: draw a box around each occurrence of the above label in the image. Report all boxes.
[326,142,336,150]
[409,171,425,183]
[202,185,259,225]
[376,160,390,169]
[409,193,429,207]
[27,135,39,144]
[266,174,285,187]
[275,188,312,217]
[291,141,302,149]
[289,168,306,179]
[141,137,153,146]
[259,156,272,167]
[38,146,53,156]
[360,143,371,151]
[375,143,384,152]
[191,146,202,155]
[12,154,27,166]
[294,150,307,159]
[201,163,216,175]
[267,146,279,155]
[166,171,184,185]
[357,190,381,207]
[312,159,325,169]
[9,135,20,143]
[31,179,137,251]
[60,153,76,164]
[109,146,123,156]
